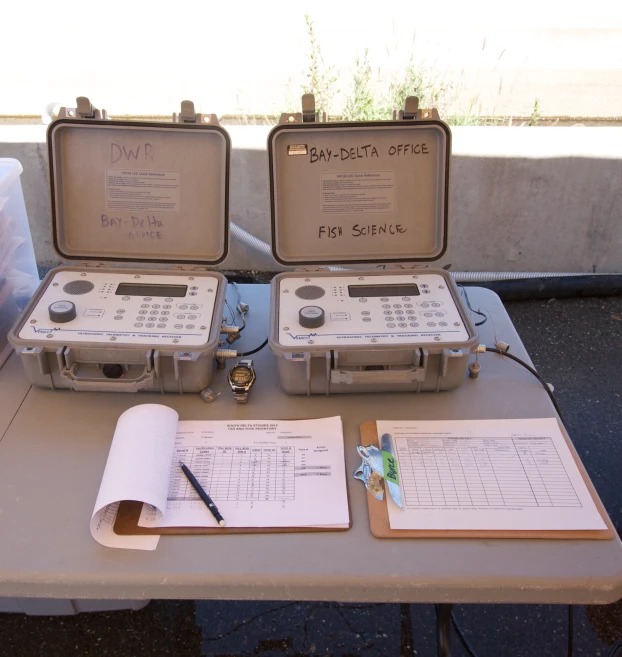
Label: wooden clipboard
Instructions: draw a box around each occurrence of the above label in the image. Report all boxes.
[360,421,614,540]
[114,500,351,536]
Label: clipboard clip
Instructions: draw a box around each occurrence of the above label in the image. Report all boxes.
[353,445,385,501]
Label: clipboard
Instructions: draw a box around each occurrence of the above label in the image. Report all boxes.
[114,500,351,536]
[360,421,614,540]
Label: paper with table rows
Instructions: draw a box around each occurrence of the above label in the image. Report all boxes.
[377,418,607,531]
[139,416,349,529]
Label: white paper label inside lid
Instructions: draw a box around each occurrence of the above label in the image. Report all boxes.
[321,171,395,215]
[105,169,181,214]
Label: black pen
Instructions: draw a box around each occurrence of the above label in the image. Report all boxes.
[179,461,226,527]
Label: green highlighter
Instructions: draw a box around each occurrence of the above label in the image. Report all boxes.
[381,433,403,508]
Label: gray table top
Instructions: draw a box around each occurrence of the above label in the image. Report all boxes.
[0,285,620,604]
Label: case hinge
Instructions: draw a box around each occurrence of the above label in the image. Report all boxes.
[374,263,427,271]
[395,96,440,121]
[79,261,107,268]
[58,96,108,120]
[173,100,219,126]
[171,265,210,272]
[294,266,334,273]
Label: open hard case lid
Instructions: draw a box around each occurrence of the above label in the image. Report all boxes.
[48,98,230,265]
[268,95,450,267]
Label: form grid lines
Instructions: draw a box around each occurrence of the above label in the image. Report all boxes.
[170,446,296,503]
[398,436,582,508]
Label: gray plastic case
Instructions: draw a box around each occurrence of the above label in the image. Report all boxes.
[9,114,230,393]
[267,111,478,395]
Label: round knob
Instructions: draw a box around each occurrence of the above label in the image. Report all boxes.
[299,305,325,329]
[48,300,76,323]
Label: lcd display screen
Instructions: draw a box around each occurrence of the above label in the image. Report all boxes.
[115,283,188,297]
[348,284,420,298]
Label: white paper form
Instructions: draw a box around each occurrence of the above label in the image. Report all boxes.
[138,416,349,529]
[378,418,607,531]
[90,404,179,550]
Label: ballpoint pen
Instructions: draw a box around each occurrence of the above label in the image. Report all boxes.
[179,461,226,527]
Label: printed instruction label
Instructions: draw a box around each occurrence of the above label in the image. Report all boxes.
[321,171,395,215]
[106,169,181,213]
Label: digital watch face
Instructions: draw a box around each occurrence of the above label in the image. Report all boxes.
[231,367,252,385]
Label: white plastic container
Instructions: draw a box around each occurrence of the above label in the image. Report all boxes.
[0,159,39,367]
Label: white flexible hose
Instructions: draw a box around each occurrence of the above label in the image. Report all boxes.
[230,223,619,279]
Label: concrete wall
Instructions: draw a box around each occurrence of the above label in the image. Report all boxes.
[1,125,621,273]
[2,4,622,119]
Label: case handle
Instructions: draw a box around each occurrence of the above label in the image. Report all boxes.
[59,363,156,392]
[330,367,426,385]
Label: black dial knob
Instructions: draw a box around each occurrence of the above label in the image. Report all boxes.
[48,300,76,323]
[299,305,325,329]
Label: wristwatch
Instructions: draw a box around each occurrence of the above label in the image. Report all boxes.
[227,359,256,403]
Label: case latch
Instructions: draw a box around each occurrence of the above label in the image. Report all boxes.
[58,96,108,120]
[279,94,326,124]
[173,100,220,126]
[396,96,440,121]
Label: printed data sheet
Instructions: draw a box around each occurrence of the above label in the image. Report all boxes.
[139,416,349,529]
[377,418,607,531]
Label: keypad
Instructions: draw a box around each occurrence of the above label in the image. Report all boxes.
[344,290,458,334]
[91,296,216,336]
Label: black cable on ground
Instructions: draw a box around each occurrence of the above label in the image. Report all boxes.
[608,637,622,657]
[568,605,574,657]
[484,347,564,421]
[451,611,479,657]
[238,338,268,357]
